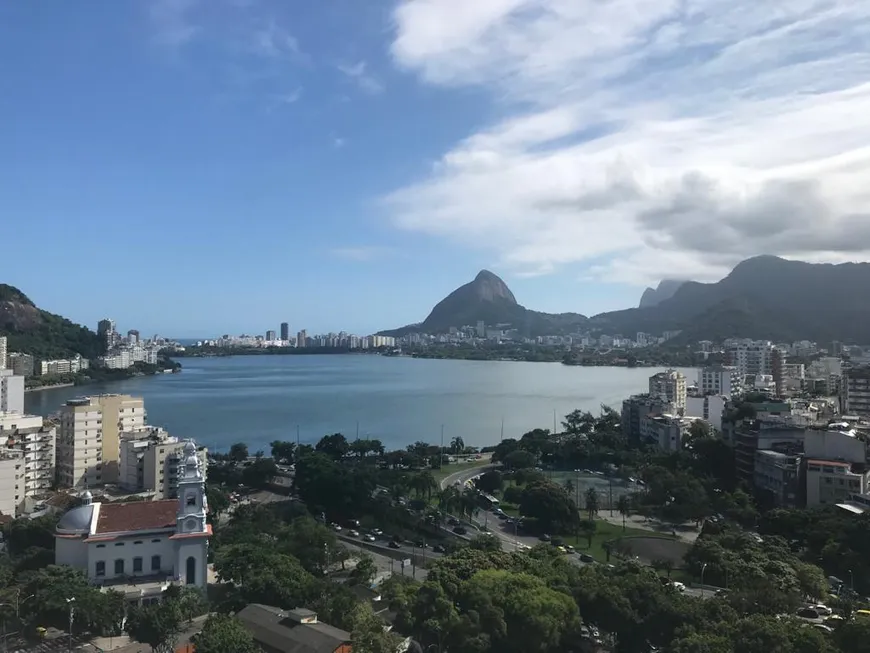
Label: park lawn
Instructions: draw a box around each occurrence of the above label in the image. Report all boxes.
[567,518,677,563]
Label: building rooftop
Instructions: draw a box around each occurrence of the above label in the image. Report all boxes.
[95,499,177,534]
[236,604,352,653]
[806,459,851,467]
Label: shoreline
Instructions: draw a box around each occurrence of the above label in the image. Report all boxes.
[25,382,76,393]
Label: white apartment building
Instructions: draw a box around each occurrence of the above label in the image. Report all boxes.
[727,339,773,379]
[0,369,24,414]
[119,427,208,499]
[805,459,868,507]
[639,414,697,452]
[0,336,6,370]
[0,412,56,511]
[38,355,89,376]
[685,394,727,432]
[0,448,24,517]
[699,365,741,397]
[648,369,687,413]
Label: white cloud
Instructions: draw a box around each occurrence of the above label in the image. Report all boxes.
[386,0,870,285]
[337,61,384,95]
[330,246,392,261]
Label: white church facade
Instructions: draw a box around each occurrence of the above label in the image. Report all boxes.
[55,440,210,603]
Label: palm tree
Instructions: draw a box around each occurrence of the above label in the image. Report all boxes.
[616,494,631,531]
[585,487,599,521]
[450,436,465,455]
[418,470,437,501]
[437,486,460,515]
[460,488,479,521]
[564,479,575,498]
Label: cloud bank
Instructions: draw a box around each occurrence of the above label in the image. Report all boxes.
[386,0,870,284]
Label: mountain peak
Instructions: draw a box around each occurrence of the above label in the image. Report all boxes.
[638,279,688,308]
[469,270,517,304]
[474,269,500,282]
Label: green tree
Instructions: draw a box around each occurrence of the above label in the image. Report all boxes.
[577,519,597,548]
[519,481,578,534]
[316,433,350,461]
[349,602,402,653]
[502,449,536,471]
[241,457,279,489]
[616,494,631,530]
[126,598,183,653]
[228,442,249,463]
[450,436,465,454]
[350,554,378,587]
[206,485,231,522]
[269,440,296,464]
[192,614,259,653]
[475,470,504,495]
[585,487,599,521]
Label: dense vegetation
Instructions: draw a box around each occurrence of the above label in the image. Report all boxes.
[24,358,181,388]
[0,284,104,359]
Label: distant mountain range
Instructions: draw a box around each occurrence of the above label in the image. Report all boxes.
[638,280,688,308]
[380,270,588,338]
[381,257,870,343]
[0,284,104,359]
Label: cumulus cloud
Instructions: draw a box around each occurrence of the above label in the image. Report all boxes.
[386,0,870,284]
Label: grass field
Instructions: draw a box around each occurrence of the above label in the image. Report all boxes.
[566,519,679,563]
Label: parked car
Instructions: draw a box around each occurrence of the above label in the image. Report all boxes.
[453,526,468,535]
[371,528,383,536]
[539,534,552,542]
[363,534,376,543]
[565,545,575,554]
[811,604,833,616]
[330,523,342,532]
[388,540,401,549]
[579,553,594,563]
[671,581,686,592]
[447,517,460,526]
[797,608,820,619]
[433,544,446,553]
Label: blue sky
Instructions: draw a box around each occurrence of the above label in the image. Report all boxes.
[2,1,867,338]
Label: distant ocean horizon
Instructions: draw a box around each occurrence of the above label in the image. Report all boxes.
[26,355,698,454]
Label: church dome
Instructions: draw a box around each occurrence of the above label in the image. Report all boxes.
[57,504,95,534]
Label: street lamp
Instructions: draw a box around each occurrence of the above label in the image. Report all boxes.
[700,563,708,596]
[66,598,75,653]
[849,569,854,591]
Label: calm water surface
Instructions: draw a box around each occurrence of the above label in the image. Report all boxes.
[25,355,697,453]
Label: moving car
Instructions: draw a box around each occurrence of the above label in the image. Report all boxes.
[348,530,360,538]
[388,540,401,549]
[363,534,376,542]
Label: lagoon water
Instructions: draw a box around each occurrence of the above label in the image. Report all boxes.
[25,355,697,454]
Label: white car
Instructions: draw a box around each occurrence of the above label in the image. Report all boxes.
[811,604,833,616]
[364,534,376,542]
[330,523,342,532]
[349,530,360,538]
[671,581,686,592]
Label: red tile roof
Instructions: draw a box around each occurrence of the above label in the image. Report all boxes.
[95,500,178,534]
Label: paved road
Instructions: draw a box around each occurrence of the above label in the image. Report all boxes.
[439,457,494,490]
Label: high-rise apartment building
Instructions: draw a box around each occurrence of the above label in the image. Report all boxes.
[0,369,24,414]
[297,330,307,348]
[7,353,34,377]
[266,330,277,341]
[727,339,773,379]
[57,394,146,488]
[127,329,140,344]
[119,427,208,499]
[0,412,56,510]
[0,336,6,370]
[841,366,870,417]
[280,322,289,341]
[97,319,119,348]
[700,365,741,396]
[648,369,687,413]
[0,449,24,517]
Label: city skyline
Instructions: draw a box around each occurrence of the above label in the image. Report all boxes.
[3,2,868,336]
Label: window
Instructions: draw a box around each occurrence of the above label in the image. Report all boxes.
[134,540,143,545]
[96,561,105,577]
[151,539,161,543]
[133,557,143,572]
[114,542,124,546]
[96,544,106,549]
[114,559,124,575]
[186,494,196,506]
[151,555,161,571]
